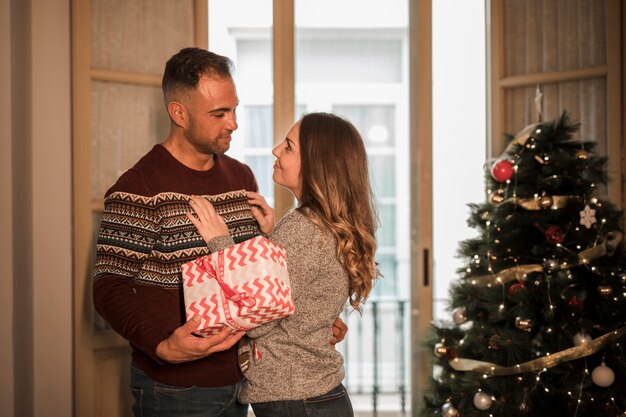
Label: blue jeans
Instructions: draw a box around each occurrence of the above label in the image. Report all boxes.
[130,361,248,417]
[250,384,354,417]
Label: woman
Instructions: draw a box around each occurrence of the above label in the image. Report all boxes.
[187,112,380,417]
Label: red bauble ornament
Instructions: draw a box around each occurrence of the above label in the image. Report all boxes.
[491,159,514,182]
[508,282,526,296]
[545,225,565,244]
[446,347,458,361]
[566,295,584,313]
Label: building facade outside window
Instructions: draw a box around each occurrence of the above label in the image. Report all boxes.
[209,0,411,413]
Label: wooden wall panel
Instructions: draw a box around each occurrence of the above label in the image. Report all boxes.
[91,0,195,73]
[90,81,168,199]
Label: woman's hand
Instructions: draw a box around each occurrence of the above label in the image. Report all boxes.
[247,191,275,234]
[186,195,230,244]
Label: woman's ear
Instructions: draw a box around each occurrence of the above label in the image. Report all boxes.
[167,101,187,127]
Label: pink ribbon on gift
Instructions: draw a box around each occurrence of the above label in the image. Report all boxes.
[196,252,257,308]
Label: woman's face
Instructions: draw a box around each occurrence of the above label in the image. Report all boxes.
[272,121,302,199]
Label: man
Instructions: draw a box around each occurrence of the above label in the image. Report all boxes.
[93,47,346,417]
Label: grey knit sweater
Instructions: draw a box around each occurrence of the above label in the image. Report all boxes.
[208,208,349,403]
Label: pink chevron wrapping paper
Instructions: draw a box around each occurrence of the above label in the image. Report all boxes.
[181,235,295,336]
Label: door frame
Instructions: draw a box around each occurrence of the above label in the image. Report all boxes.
[409,0,434,413]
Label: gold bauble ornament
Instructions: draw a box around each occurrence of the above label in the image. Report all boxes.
[539,195,553,209]
[576,150,589,160]
[515,317,532,331]
[491,189,505,204]
[434,342,447,358]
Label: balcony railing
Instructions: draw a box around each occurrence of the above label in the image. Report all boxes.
[339,299,411,417]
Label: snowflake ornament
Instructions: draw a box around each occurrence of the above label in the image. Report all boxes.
[579,204,596,229]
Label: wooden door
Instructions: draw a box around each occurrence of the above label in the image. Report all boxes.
[71,1,207,416]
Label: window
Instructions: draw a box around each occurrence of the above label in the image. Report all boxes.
[208,0,411,413]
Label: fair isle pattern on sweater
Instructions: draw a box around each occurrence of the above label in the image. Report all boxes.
[94,189,260,288]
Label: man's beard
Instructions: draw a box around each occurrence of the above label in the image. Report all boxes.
[186,123,231,156]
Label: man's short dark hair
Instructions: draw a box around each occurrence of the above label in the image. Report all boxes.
[162,47,234,98]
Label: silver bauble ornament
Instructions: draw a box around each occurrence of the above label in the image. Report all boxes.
[473,391,493,410]
[441,402,459,417]
[452,307,468,324]
[573,332,592,346]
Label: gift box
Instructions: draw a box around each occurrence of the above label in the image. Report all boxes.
[182,235,295,336]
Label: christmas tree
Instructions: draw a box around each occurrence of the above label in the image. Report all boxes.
[422,113,626,417]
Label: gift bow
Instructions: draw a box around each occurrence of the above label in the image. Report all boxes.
[197,254,257,308]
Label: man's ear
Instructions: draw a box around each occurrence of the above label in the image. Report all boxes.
[168,101,187,127]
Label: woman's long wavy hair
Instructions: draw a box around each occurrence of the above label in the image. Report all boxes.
[297,112,381,313]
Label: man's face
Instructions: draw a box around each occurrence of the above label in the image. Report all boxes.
[183,75,239,156]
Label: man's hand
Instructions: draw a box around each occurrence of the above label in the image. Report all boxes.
[156,316,244,363]
[331,317,348,345]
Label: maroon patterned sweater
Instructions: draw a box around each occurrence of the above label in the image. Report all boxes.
[93,144,258,387]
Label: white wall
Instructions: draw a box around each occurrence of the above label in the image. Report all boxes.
[31,1,73,415]
[0,0,15,412]
[432,0,486,320]
[1,0,73,416]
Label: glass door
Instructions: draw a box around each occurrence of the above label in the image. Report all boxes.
[208,1,411,414]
